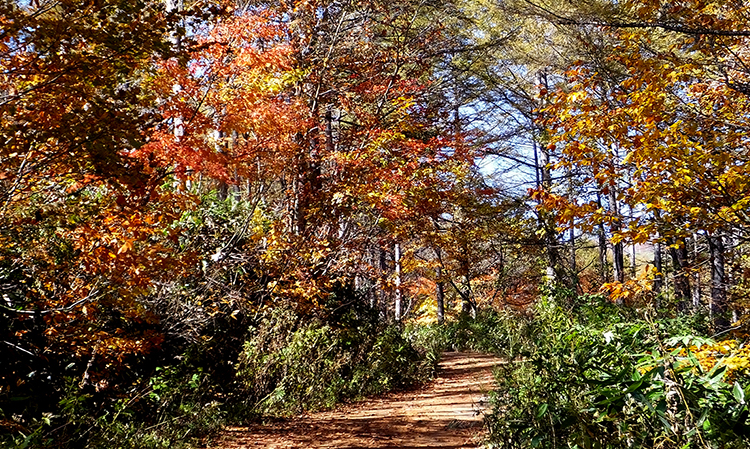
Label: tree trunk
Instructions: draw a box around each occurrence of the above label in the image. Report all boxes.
[377,245,387,319]
[436,265,445,325]
[691,233,702,309]
[536,72,560,285]
[708,233,729,331]
[608,187,625,288]
[669,237,691,311]
[460,272,475,318]
[654,239,664,295]
[536,138,559,285]
[394,241,403,322]
[596,193,609,283]
[435,248,445,325]
[569,218,577,286]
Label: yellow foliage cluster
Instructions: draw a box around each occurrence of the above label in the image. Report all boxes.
[675,339,750,380]
[600,265,658,305]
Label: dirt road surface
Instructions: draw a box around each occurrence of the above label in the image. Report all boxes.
[217,352,499,449]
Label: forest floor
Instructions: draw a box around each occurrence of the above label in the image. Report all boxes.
[215,352,500,449]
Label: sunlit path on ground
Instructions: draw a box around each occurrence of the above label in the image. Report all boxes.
[217,352,500,449]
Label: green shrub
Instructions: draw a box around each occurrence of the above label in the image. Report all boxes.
[235,306,430,416]
[2,362,225,449]
[406,309,528,358]
[485,295,750,449]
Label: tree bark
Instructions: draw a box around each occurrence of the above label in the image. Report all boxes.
[691,233,702,309]
[377,245,388,318]
[536,72,560,285]
[460,271,475,318]
[708,233,729,331]
[668,237,691,311]
[608,187,625,286]
[653,240,663,295]
[436,265,445,325]
[435,248,445,325]
[536,138,560,285]
[596,192,609,283]
[394,241,403,322]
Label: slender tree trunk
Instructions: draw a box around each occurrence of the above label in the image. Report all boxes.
[166,0,185,193]
[654,239,664,295]
[569,226,577,286]
[536,72,560,285]
[726,235,739,324]
[605,145,624,295]
[436,265,445,325]
[627,205,636,277]
[653,211,665,303]
[567,168,577,285]
[669,237,691,311]
[596,193,609,283]
[435,248,445,325]
[708,233,729,331]
[537,138,559,284]
[378,245,387,319]
[325,104,335,154]
[394,241,403,321]
[692,233,702,309]
[461,271,475,318]
[608,188,625,286]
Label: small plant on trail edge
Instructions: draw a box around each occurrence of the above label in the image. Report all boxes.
[483,294,750,449]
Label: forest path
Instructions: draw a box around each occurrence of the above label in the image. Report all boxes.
[216,352,500,449]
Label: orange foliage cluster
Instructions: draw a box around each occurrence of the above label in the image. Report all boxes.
[600,265,658,306]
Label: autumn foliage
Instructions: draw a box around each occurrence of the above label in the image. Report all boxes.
[532,0,750,314]
[4,0,749,447]
[0,0,488,445]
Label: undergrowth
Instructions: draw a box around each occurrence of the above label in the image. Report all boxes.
[234,305,432,417]
[482,293,750,449]
[2,302,432,448]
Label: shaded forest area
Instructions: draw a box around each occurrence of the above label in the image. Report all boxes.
[2,1,750,447]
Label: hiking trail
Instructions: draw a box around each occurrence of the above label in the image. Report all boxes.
[217,352,499,449]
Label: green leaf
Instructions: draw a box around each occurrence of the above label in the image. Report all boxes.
[706,364,728,386]
[536,402,549,419]
[734,381,746,404]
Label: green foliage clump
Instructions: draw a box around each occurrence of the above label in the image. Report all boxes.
[235,306,430,416]
[484,294,750,449]
[2,362,224,449]
[406,308,527,358]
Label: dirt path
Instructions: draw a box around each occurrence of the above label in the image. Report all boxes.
[217,352,500,449]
